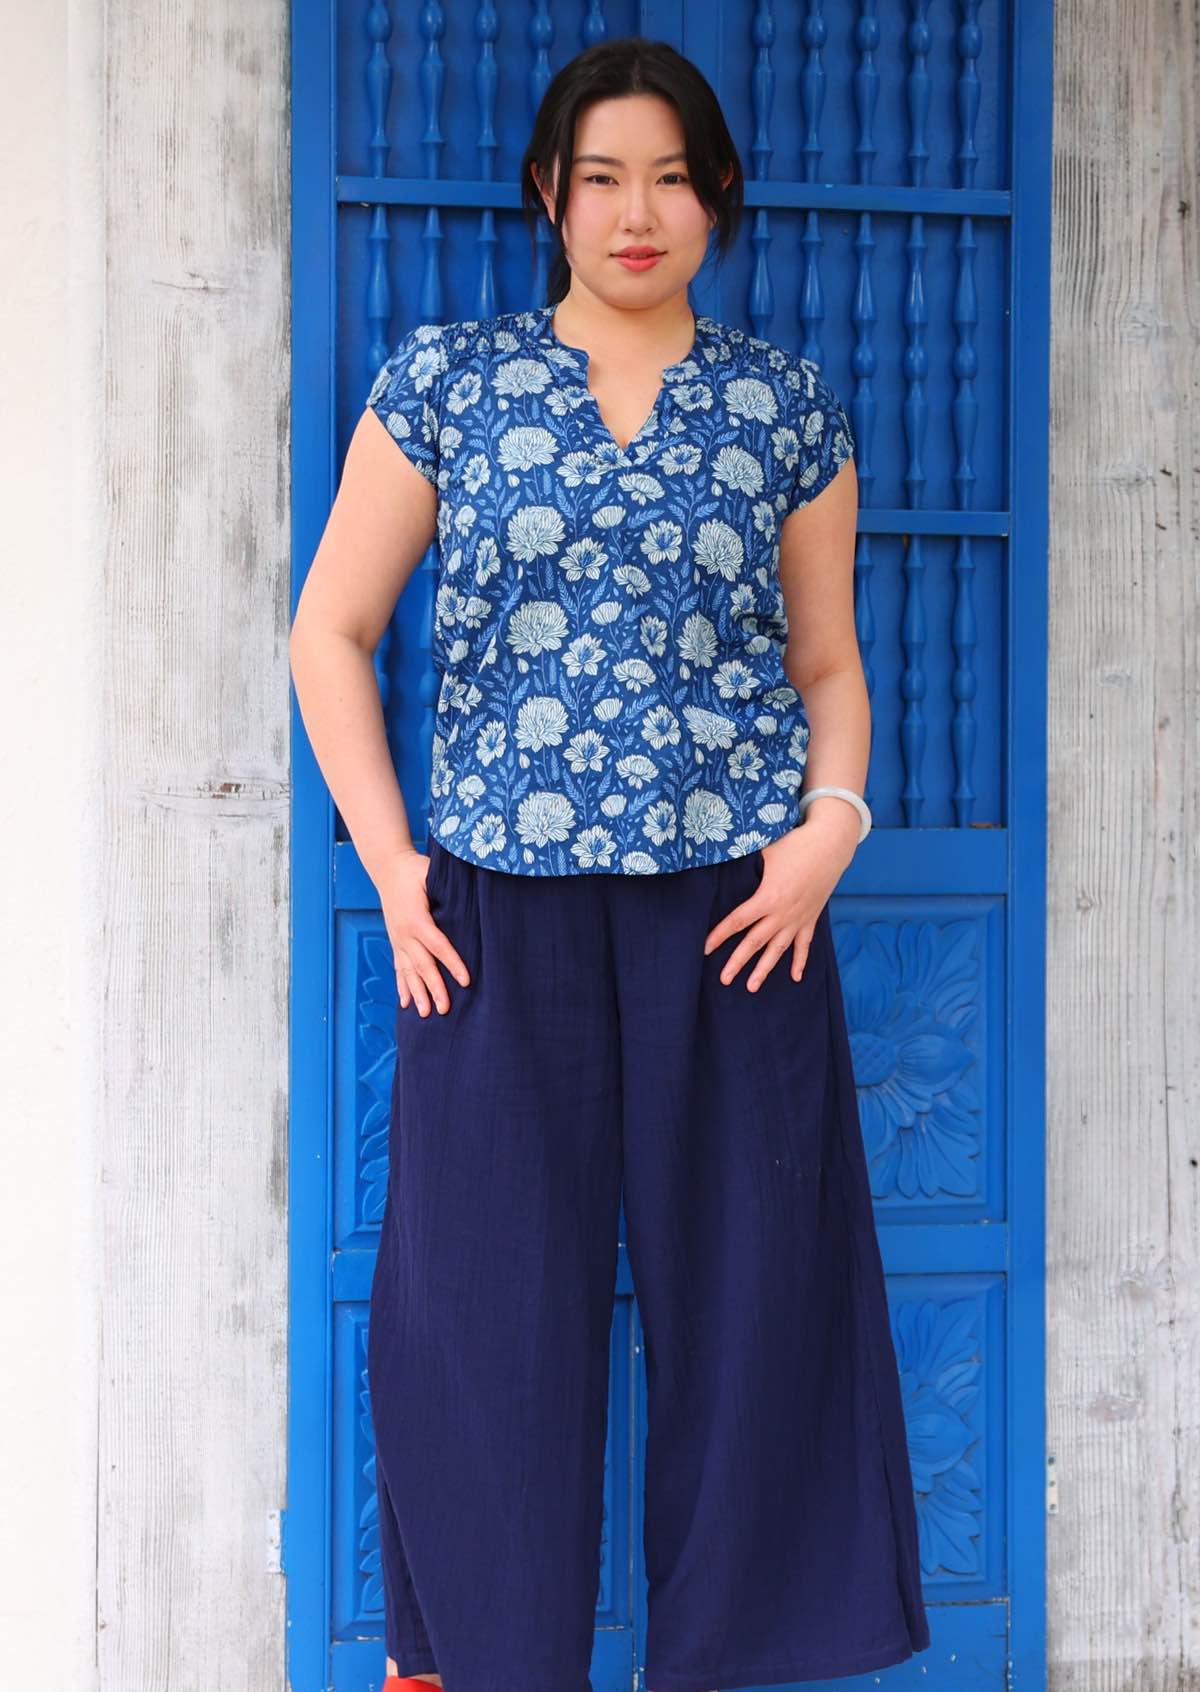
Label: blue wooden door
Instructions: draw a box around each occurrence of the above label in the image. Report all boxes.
[287,4,1052,1690]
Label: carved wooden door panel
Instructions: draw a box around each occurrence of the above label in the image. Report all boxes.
[287,5,1052,1690]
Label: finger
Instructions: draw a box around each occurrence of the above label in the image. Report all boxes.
[410,940,453,1014]
[422,918,471,988]
[746,931,795,992]
[396,943,445,1016]
[398,963,432,1018]
[717,914,776,984]
[703,892,761,957]
[790,931,812,981]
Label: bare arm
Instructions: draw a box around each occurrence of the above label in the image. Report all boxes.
[703,454,868,988]
[289,407,436,881]
[778,454,868,861]
[289,408,469,1015]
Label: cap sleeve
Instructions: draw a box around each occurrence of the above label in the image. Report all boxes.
[783,361,855,514]
[364,323,447,485]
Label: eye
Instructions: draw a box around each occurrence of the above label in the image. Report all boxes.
[581,172,690,186]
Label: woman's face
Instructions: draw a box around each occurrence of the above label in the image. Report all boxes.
[535,93,718,308]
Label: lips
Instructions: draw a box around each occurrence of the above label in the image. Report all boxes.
[615,248,663,257]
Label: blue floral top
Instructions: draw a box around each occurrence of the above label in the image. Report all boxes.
[364,302,855,876]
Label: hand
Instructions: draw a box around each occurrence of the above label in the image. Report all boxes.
[382,847,471,1016]
[702,811,859,991]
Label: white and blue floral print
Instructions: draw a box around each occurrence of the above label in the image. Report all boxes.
[365,302,855,876]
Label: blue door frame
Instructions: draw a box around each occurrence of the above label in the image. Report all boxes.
[287,5,1053,1689]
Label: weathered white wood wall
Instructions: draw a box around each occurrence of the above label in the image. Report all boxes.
[91,0,292,1687]
[4,0,1196,1688]
[1045,0,1200,1686]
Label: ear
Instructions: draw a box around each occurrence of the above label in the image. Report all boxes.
[709,164,735,226]
[531,162,555,217]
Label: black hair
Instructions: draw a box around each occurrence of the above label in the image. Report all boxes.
[519,37,744,307]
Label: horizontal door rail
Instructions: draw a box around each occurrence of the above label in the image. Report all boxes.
[337,177,1013,218]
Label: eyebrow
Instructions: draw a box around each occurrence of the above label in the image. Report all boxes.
[573,152,688,166]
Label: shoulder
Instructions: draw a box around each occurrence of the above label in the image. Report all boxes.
[700,317,793,377]
[368,309,545,419]
[695,319,851,444]
[446,306,541,346]
[371,307,519,370]
[700,317,844,411]
[420,308,544,379]
[366,320,450,412]
[699,319,855,502]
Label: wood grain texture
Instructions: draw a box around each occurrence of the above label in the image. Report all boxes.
[1047,0,1200,1684]
[96,2,291,1687]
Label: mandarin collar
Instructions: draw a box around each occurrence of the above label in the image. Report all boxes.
[530,302,715,386]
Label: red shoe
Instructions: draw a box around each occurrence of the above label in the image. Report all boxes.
[383,1679,440,1692]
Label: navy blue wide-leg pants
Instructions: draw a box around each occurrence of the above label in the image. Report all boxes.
[367,838,930,1692]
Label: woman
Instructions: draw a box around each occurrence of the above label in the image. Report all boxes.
[290,35,931,1692]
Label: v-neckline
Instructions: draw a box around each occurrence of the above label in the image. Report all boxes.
[532,302,709,460]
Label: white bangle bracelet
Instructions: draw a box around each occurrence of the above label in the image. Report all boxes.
[797,785,872,844]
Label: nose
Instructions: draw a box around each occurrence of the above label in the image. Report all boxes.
[620,185,656,233]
